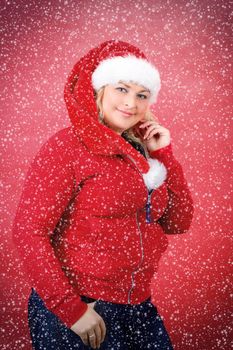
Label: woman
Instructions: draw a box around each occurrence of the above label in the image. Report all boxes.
[13,40,194,349]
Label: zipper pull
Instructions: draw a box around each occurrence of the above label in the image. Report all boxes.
[146,191,153,223]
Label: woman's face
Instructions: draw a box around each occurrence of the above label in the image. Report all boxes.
[101,81,151,134]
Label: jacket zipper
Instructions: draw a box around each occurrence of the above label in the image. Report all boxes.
[125,154,155,223]
[146,190,154,223]
[124,154,154,303]
[127,210,145,303]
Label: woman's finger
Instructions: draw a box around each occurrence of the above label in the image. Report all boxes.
[99,318,107,343]
[143,124,161,139]
[81,334,89,346]
[88,330,97,348]
[139,120,160,129]
[145,129,161,140]
[94,324,102,348]
[145,130,171,151]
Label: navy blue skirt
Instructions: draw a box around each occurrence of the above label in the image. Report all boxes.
[28,288,173,349]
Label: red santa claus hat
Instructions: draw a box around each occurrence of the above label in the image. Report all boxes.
[91,42,161,104]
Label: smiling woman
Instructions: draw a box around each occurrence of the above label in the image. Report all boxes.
[12,40,194,350]
[100,82,151,134]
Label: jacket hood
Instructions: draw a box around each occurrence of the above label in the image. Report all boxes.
[64,40,150,173]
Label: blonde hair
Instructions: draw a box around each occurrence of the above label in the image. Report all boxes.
[95,86,155,151]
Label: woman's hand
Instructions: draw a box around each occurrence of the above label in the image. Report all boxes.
[71,302,106,349]
[135,119,171,152]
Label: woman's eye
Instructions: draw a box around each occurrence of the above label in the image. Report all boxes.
[115,87,148,99]
[116,87,127,93]
[138,94,148,100]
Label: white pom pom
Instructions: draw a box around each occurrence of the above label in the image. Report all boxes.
[142,158,167,191]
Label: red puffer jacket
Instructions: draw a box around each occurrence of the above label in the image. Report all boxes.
[12,41,194,329]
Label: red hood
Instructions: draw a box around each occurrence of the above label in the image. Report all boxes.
[64,40,149,173]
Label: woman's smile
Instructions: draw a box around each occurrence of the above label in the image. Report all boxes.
[116,108,134,117]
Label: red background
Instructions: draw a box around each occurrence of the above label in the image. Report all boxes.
[1,0,232,349]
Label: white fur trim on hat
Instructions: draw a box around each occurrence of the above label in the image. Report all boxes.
[92,55,161,103]
[142,158,167,191]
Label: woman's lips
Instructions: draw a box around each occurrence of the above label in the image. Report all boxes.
[117,108,134,116]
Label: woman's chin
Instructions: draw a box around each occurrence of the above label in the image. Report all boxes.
[107,123,132,135]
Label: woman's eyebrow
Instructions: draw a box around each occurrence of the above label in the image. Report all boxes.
[118,82,150,94]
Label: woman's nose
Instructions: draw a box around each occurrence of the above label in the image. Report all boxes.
[124,94,136,108]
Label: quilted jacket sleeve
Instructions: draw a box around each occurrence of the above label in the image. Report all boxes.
[12,130,88,328]
[150,144,194,234]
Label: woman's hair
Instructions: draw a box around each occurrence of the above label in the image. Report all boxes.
[95,86,155,153]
